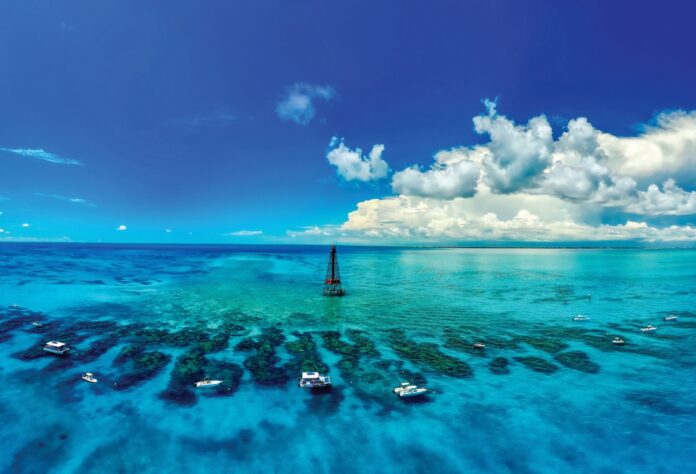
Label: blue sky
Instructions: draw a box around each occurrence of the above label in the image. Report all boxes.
[1,1,695,244]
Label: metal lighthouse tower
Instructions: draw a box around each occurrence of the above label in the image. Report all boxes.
[323,245,346,296]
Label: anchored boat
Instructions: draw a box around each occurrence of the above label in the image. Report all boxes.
[572,315,590,322]
[82,373,98,383]
[612,337,625,345]
[43,341,70,355]
[393,382,428,398]
[298,371,332,389]
[641,325,657,332]
[664,315,678,321]
[194,378,223,388]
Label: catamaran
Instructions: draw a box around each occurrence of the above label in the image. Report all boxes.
[43,341,70,355]
[298,372,332,389]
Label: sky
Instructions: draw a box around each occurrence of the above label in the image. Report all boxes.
[1,0,696,245]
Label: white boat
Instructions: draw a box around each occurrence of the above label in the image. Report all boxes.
[473,343,486,349]
[31,321,43,328]
[298,371,332,388]
[43,341,70,355]
[664,315,678,321]
[10,303,21,309]
[572,315,590,322]
[81,373,98,383]
[641,325,657,332]
[393,382,428,398]
[194,378,223,388]
[612,337,625,345]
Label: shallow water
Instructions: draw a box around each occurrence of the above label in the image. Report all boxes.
[1,244,695,473]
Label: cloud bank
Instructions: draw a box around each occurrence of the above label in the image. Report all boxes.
[1,148,81,165]
[299,103,696,243]
[276,83,335,125]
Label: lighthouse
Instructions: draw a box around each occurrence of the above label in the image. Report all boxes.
[323,245,346,296]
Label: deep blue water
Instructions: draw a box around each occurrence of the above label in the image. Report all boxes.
[1,244,695,473]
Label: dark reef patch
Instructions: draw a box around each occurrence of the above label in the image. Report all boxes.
[553,351,600,374]
[489,357,510,375]
[513,356,558,374]
[388,329,472,378]
[285,332,328,373]
[625,390,688,415]
[321,330,379,378]
[236,326,290,386]
[74,334,121,364]
[0,306,50,342]
[159,348,206,405]
[443,335,489,357]
[516,336,568,354]
[9,424,72,473]
[159,345,244,405]
[112,345,170,391]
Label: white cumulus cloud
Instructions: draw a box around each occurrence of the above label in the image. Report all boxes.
[474,100,554,193]
[626,179,696,216]
[600,110,696,187]
[392,147,483,199]
[326,137,390,182]
[276,83,335,125]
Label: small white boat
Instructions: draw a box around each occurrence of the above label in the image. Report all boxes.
[81,373,98,383]
[10,303,21,309]
[473,343,486,349]
[572,315,590,322]
[43,341,70,355]
[393,382,428,398]
[612,337,625,345]
[664,315,678,321]
[298,371,332,389]
[641,325,657,332]
[194,378,223,388]
[31,321,43,328]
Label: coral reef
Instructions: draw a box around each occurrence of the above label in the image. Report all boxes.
[388,330,472,378]
[553,351,600,374]
[513,356,558,374]
[489,357,510,375]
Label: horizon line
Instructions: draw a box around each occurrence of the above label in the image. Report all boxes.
[0,240,695,250]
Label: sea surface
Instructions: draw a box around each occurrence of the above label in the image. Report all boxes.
[1,243,695,474]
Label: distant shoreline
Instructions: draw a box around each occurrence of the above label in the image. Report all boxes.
[1,241,695,251]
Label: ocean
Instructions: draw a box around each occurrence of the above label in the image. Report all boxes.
[1,243,694,473]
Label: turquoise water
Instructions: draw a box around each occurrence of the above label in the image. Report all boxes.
[1,244,695,473]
